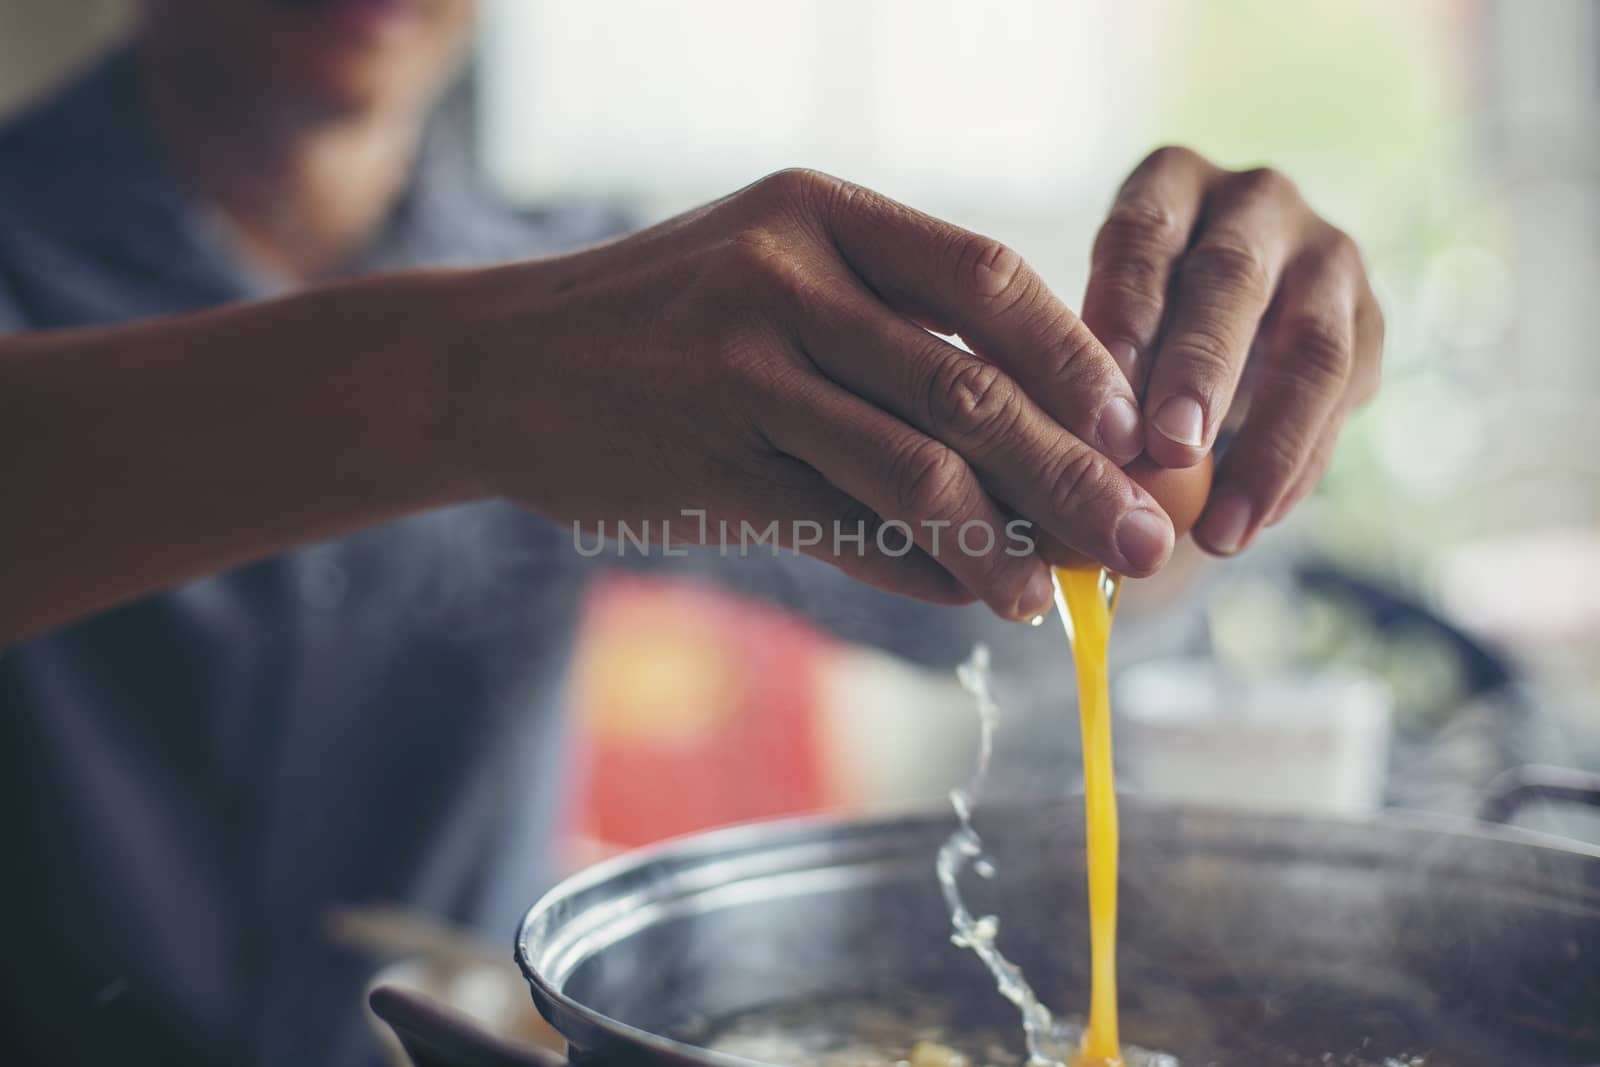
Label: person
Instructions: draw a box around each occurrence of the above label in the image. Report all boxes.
[0,1,1383,1064]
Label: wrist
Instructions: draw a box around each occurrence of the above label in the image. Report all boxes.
[420,259,562,507]
[297,269,497,512]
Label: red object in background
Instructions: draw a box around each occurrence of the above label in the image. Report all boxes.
[561,574,837,857]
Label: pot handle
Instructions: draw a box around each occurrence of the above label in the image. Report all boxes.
[1478,764,1600,824]
[369,983,569,1067]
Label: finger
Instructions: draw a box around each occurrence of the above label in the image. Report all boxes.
[758,369,1056,620]
[1264,410,1346,527]
[738,455,975,606]
[1021,523,1079,568]
[981,509,1078,569]
[1080,146,1215,392]
[797,283,1175,577]
[1258,281,1382,529]
[1192,240,1360,555]
[813,176,1146,465]
[1143,169,1304,468]
[1260,286,1381,528]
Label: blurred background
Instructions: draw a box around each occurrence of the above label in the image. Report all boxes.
[5,0,1596,851]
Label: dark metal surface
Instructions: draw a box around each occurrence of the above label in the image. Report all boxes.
[517,800,1600,1067]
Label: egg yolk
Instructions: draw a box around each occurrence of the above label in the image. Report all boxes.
[1054,561,1123,1067]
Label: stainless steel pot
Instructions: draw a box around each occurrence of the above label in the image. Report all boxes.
[374,791,1600,1067]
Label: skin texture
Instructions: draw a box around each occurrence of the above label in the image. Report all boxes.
[0,172,1178,642]
[0,273,465,644]
[0,6,1384,643]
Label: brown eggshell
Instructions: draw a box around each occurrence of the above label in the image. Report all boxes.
[1126,451,1214,539]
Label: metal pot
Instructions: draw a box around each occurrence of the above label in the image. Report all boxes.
[374,788,1600,1067]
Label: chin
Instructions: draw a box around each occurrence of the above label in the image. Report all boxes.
[284,53,432,117]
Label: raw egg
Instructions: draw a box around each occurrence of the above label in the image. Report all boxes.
[1126,451,1213,539]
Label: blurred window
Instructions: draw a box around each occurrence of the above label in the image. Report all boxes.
[478,0,1600,580]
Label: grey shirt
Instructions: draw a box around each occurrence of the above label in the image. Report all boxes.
[0,47,627,1067]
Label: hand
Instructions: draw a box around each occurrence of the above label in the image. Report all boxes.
[450,169,1179,620]
[1081,147,1383,555]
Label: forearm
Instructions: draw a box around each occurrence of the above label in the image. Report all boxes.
[0,270,478,644]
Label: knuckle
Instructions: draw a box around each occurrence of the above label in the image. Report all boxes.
[927,354,1023,452]
[1246,428,1305,489]
[1171,321,1241,375]
[1092,212,1185,321]
[1098,277,1167,327]
[1090,246,1171,320]
[1048,446,1114,518]
[1232,165,1298,203]
[1166,324,1238,388]
[1098,199,1188,254]
[892,437,972,522]
[758,167,832,205]
[751,168,856,233]
[1287,313,1354,385]
[1183,239,1271,299]
[952,233,1033,316]
[1040,324,1105,384]
[725,229,819,303]
[1140,144,1203,175]
[725,226,785,268]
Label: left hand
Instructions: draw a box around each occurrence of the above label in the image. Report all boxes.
[1081,146,1383,556]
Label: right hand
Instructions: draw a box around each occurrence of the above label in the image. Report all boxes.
[447,169,1175,620]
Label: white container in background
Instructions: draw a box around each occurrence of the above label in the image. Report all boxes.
[814,645,981,812]
[1115,658,1394,816]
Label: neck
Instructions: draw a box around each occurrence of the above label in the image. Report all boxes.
[138,49,429,284]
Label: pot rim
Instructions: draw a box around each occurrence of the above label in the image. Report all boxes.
[515,799,1600,1065]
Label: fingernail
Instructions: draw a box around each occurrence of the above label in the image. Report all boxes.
[1200,490,1253,554]
[1114,507,1173,574]
[1096,396,1143,464]
[1153,395,1205,448]
[1107,340,1138,380]
[1017,566,1055,620]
